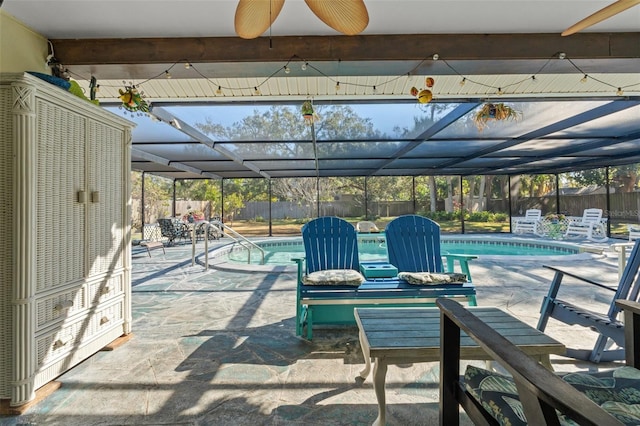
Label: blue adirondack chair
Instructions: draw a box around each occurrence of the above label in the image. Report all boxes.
[384,215,476,282]
[537,240,640,362]
[294,217,360,336]
[301,216,360,275]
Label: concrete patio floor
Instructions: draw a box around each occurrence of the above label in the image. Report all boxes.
[2,234,633,426]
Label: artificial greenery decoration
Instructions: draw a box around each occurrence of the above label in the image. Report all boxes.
[473,103,521,131]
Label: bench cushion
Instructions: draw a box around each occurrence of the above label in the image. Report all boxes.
[302,269,365,286]
[464,365,640,425]
[398,271,467,285]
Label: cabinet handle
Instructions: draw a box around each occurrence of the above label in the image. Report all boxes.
[77,191,86,203]
[91,191,99,203]
[54,300,74,312]
[53,335,73,349]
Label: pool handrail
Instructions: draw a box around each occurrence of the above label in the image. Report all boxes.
[202,220,265,269]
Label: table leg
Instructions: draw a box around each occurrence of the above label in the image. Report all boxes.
[372,358,388,426]
[358,328,372,380]
[539,355,554,371]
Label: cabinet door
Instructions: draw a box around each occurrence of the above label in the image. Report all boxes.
[86,120,125,277]
[36,99,86,292]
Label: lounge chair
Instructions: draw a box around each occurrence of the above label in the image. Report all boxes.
[157,218,189,245]
[513,208,542,235]
[537,239,640,362]
[385,214,477,283]
[563,208,607,242]
[356,220,380,233]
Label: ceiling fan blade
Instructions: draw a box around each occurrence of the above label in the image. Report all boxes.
[305,0,369,35]
[562,0,640,36]
[235,0,285,39]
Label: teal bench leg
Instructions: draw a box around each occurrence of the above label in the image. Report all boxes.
[306,308,313,340]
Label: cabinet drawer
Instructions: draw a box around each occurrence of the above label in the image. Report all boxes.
[36,318,84,366]
[36,286,87,330]
[89,298,125,336]
[87,273,124,304]
[36,297,125,366]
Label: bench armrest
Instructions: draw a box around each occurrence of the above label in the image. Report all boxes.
[443,254,477,280]
[292,257,305,284]
[437,298,623,426]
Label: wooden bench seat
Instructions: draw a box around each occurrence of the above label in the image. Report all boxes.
[438,298,640,426]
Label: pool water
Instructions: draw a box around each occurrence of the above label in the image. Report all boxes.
[226,237,581,265]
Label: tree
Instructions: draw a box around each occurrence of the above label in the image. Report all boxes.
[195,104,385,213]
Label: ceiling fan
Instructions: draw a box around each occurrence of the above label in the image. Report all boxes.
[234,0,369,39]
[562,0,640,36]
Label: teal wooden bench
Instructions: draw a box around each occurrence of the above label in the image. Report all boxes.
[295,261,477,340]
[295,216,477,340]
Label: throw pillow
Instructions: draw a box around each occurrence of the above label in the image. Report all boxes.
[398,271,467,285]
[302,269,365,286]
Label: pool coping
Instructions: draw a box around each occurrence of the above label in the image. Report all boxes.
[199,234,606,273]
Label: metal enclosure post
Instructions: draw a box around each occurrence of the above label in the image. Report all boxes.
[364,177,368,220]
[141,171,146,229]
[268,179,273,236]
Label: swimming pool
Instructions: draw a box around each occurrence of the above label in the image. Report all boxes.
[219,235,584,267]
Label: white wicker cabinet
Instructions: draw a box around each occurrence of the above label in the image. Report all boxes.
[0,73,132,407]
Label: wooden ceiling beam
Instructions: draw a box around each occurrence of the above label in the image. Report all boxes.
[52,33,639,65]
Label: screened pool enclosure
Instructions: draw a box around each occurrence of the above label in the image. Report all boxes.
[119,98,640,240]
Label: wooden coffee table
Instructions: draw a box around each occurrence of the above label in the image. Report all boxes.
[354,307,565,426]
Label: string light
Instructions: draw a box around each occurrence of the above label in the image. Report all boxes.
[73,53,635,106]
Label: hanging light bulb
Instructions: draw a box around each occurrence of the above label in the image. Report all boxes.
[216,86,222,95]
[184,62,191,69]
[165,70,172,79]
[372,86,377,95]
[531,76,537,84]
[254,86,260,95]
[284,65,290,74]
[497,87,504,96]
[432,53,439,61]
[558,52,566,59]
[580,74,588,83]
[459,77,466,87]
[617,87,624,96]
[335,82,340,91]
[301,62,308,71]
